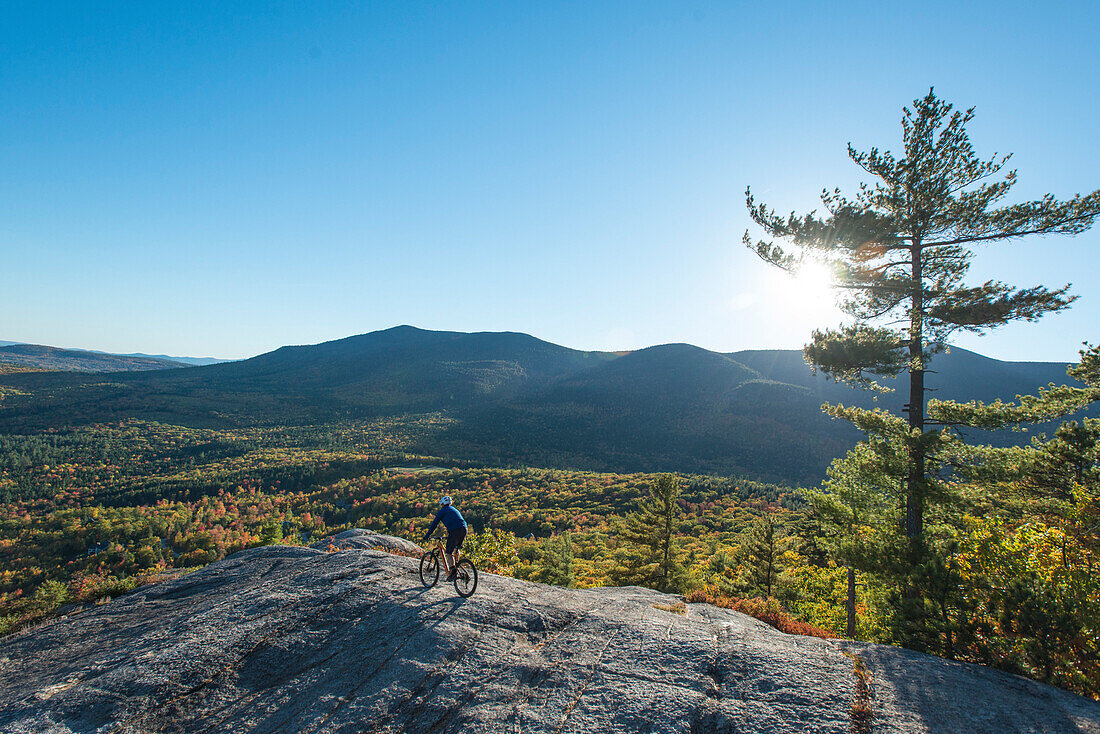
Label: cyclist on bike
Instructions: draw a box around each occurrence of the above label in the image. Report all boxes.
[424,495,468,581]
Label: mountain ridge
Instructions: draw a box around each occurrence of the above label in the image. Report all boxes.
[0,342,231,369]
[0,327,1084,483]
[0,344,188,372]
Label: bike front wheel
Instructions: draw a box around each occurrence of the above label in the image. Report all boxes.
[419,550,440,587]
[453,558,478,597]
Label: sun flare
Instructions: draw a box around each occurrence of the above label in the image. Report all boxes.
[786,261,837,311]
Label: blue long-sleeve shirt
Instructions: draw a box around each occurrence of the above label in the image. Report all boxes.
[425,505,467,538]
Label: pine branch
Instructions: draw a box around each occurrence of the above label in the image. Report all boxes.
[927,384,1099,430]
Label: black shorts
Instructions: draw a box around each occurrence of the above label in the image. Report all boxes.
[445,526,467,554]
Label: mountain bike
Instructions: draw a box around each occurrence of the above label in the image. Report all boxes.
[419,533,478,597]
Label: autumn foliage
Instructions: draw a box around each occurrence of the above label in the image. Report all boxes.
[685,586,837,640]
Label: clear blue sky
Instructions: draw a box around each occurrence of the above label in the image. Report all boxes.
[3,1,1098,361]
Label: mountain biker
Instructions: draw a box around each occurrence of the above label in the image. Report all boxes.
[424,495,468,581]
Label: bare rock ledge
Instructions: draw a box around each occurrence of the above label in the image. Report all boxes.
[1,531,1097,733]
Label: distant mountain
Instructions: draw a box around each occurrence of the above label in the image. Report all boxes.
[0,341,230,367]
[435,344,849,481]
[192,325,618,410]
[0,344,187,373]
[730,347,1075,413]
[0,327,1083,483]
[107,352,230,367]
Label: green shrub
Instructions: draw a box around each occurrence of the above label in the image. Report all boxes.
[462,528,519,575]
[0,614,21,636]
[32,580,69,611]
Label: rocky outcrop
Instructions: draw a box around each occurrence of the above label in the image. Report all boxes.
[310,528,424,554]
[1,536,1097,733]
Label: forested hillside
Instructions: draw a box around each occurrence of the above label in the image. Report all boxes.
[0,327,1076,484]
[0,419,795,639]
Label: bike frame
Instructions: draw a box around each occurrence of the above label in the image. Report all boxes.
[430,534,461,574]
[420,533,478,597]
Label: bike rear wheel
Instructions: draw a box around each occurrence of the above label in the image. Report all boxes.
[453,558,478,597]
[419,550,440,587]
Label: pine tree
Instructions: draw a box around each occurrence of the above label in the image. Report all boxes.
[705,547,738,595]
[934,344,1100,688]
[736,512,790,598]
[745,89,1100,626]
[259,518,283,544]
[533,531,575,587]
[613,474,688,593]
[934,342,1100,568]
[812,440,906,637]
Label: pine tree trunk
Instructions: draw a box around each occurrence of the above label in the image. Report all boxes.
[905,240,926,601]
[766,520,774,597]
[846,565,856,637]
[662,496,672,590]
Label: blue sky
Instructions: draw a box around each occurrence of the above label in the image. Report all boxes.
[2,1,1098,361]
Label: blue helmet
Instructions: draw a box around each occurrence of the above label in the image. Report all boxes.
[439,495,452,506]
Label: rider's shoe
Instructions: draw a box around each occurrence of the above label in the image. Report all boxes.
[447,570,457,581]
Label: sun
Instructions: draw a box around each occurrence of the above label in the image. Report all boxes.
[729,257,844,337]
[786,260,837,311]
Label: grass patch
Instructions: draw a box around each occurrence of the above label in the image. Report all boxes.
[653,602,687,615]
